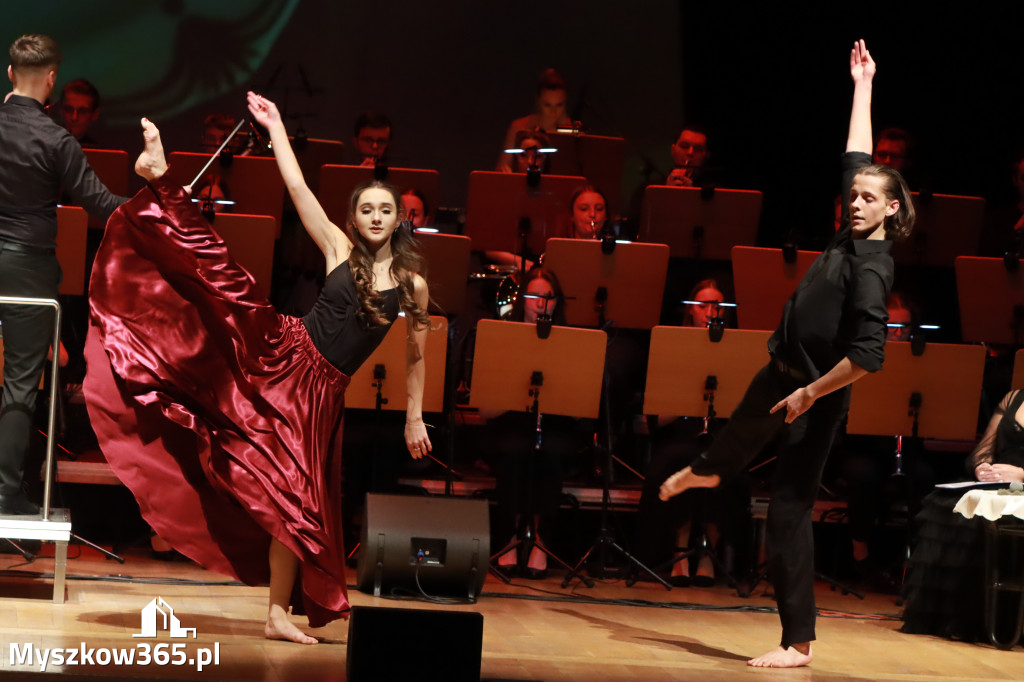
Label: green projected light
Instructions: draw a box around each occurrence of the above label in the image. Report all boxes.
[4,0,298,124]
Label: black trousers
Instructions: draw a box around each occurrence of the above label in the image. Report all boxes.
[0,246,60,496]
[691,361,850,648]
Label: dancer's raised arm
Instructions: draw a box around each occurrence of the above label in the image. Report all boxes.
[846,39,875,154]
[246,91,352,269]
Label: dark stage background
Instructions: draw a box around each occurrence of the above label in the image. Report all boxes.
[4,1,1023,246]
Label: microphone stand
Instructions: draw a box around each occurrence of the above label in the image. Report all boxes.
[491,370,590,585]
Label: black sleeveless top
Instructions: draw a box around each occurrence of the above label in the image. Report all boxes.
[302,261,400,375]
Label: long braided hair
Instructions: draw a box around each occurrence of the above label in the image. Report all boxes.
[345,181,430,330]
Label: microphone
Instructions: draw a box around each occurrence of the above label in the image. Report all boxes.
[535,313,553,339]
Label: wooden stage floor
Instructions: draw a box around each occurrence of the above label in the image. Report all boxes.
[0,543,1017,681]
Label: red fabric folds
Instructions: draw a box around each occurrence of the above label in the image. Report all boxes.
[84,177,351,627]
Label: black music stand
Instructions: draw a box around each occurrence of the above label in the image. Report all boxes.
[640,326,773,591]
[471,319,605,585]
[543,238,668,330]
[318,164,439,228]
[732,246,819,331]
[639,185,762,260]
[892,193,985,267]
[464,171,585,262]
[955,256,1024,345]
[846,341,987,596]
[545,131,626,217]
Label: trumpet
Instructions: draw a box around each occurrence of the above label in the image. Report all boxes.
[495,269,521,320]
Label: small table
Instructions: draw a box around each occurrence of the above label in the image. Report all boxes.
[955,489,1024,649]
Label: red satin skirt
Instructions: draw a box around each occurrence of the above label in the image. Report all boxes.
[84,177,350,627]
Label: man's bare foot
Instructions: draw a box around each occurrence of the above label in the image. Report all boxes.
[135,117,168,181]
[265,604,317,645]
[747,643,813,668]
[659,466,720,501]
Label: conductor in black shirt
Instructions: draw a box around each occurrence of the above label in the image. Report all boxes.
[660,40,915,668]
[0,34,123,515]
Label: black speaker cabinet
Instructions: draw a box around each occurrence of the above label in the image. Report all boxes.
[347,605,483,682]
[356,493,490,600]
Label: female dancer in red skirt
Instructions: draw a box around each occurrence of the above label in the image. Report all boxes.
[85,94,431,645]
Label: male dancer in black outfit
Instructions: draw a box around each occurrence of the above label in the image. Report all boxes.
[660,40,915,668]
[0,34,123,515]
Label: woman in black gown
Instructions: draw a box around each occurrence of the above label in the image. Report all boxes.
[902,389,1024,641]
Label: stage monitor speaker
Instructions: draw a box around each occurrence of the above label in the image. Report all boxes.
[347,605,483,682]
[356,493,490,600]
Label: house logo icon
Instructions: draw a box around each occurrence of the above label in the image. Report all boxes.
[133,597,197,639]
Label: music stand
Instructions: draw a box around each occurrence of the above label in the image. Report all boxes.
[848,341,986,441]
[545,132,626,216]
[167,152,285,233]
[464,171,585,257]
[470,319,605,584]
[732,246,819,331]
[348,316,448,414]
[207,213,277,300]
[55,207,87,296]
[318,165,439,228]
[847,340,987,596]
[955,256,1024,345]
[639,186,762,260]
[542,238,668,330]
[640,326,771,590]
[290,137,344,197]
[413,232,471,316]
[892,193,985,267]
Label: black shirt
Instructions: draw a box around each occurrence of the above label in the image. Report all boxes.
[768,152,893,380]
[302,261,399,375]
[0,94,123,248]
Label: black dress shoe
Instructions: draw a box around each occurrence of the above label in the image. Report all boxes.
[0,493,40,516]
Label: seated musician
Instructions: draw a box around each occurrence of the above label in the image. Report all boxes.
[634,279,752,586]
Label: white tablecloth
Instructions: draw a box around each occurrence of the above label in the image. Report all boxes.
[954,489,1024,521]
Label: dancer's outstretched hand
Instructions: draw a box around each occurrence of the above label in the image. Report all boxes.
[770,386,815,424]
[850,39,875,84]
[405,419,432,460]
[246,91,282,129]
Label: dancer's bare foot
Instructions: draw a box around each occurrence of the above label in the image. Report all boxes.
[659,466,720,501]
[265,604,317,645]
[135,117,168,181]
[747,643,813,668]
